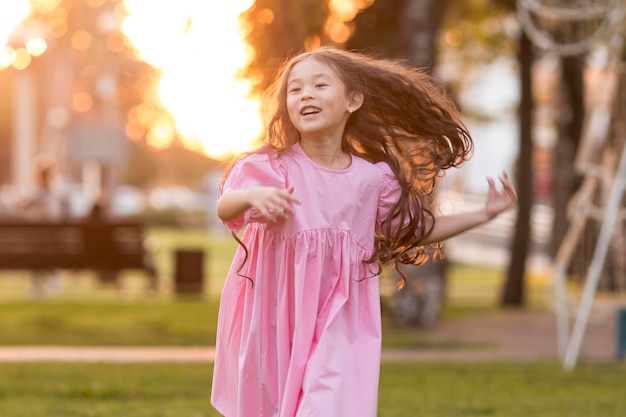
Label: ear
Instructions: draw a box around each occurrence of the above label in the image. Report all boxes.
[347,90,364,113]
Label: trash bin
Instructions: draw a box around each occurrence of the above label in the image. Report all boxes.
[618,307,626,360]
[174,249,205,295]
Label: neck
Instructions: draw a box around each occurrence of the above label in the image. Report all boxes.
[299,139,350,169]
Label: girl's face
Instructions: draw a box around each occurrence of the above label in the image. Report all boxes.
[285,57,354,142]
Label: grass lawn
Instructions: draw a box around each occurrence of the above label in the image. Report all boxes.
[0,298,492,348]
[377,361,626,417]
[0,300,219,346]
[0,362,625,417]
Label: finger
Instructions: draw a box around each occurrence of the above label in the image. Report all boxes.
[499,186,517,206]
[502,179,515,192]
[274,204,292,218]
[283,187,301,204]
[287,195,301,204]
[270,194,296,214]
[500,176,516,194]
[284,195,301,205]
[269,200,294,219]
[499,176,511,187]
[506,186,518,202]
[261,209,277,223]
[278,203,294,216]
[501,172,515,187]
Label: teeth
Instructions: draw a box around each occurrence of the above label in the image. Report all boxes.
[301,107,320,115]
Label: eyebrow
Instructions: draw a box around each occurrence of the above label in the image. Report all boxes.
[287,73,333,85]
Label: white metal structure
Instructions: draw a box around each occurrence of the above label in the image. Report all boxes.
[518,0,624,56]
[517,0,626,370]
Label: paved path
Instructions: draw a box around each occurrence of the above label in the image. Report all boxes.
[0,308,619,363]
[417,307,619,363]
[0,346,216,363]
[0,346,570,363]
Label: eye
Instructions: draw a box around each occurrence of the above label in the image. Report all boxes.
[288,87,301,94]
[315,83,328,88]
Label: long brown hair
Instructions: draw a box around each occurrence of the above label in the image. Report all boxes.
[223,46,473,279]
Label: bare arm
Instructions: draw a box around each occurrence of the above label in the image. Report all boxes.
[217,185,301,223]
[420,172,518,245]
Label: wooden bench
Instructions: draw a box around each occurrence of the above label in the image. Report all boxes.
[0,221,157,292]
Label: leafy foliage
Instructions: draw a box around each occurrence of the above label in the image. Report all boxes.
[239,0,331,94]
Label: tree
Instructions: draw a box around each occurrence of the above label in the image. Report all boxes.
[346,0,446,71]
[501,4,592,306]
[239,0,330,94]
[552,55,585,260]
[501,29,534,306]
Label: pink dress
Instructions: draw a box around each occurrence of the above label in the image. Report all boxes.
[211,143,401,417]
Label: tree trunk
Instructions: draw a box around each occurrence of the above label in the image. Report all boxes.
[501,31,534,306]
[551,55,585,256]
[396,0,446,70]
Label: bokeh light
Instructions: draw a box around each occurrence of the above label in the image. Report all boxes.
[121,0,262,158]
[0,0,32,69]
[0,0,369,159]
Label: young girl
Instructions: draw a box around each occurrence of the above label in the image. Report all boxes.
[211,47,517,417]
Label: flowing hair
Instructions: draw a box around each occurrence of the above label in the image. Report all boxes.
[222,46,473,283]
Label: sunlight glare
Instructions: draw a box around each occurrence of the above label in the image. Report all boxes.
[121,0,261,159]
[326,0,373,43]
[0,1,32,68]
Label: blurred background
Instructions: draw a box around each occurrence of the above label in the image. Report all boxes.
[0,0,624,357]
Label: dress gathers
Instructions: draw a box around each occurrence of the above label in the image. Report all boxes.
[211,143,401,417]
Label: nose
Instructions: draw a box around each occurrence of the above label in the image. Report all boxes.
[300,86,315,100]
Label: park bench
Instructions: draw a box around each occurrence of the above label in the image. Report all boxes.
[0,220,157,292]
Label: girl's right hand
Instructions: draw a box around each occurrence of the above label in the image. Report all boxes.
[248,185,301,222]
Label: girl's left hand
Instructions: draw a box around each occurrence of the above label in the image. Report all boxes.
[485,172,517,219]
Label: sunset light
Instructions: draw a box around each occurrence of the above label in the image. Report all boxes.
[0,1,32,68]
[121,0,262,159]
[0,0,368,160]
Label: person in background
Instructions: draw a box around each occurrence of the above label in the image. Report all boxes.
[21,156,68,298]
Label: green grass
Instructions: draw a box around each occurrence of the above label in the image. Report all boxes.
[0,298,485,348]
[0,300,218,346]
[377,361,626,417]
[0,362,624,417]
[0,363,217,417]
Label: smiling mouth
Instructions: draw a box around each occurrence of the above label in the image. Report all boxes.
[301,106,321,116]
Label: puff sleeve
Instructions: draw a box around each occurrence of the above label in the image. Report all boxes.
[221,151,287,231]
[376,162,427,240]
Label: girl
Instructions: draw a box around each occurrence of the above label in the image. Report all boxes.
[211,47,517,417]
